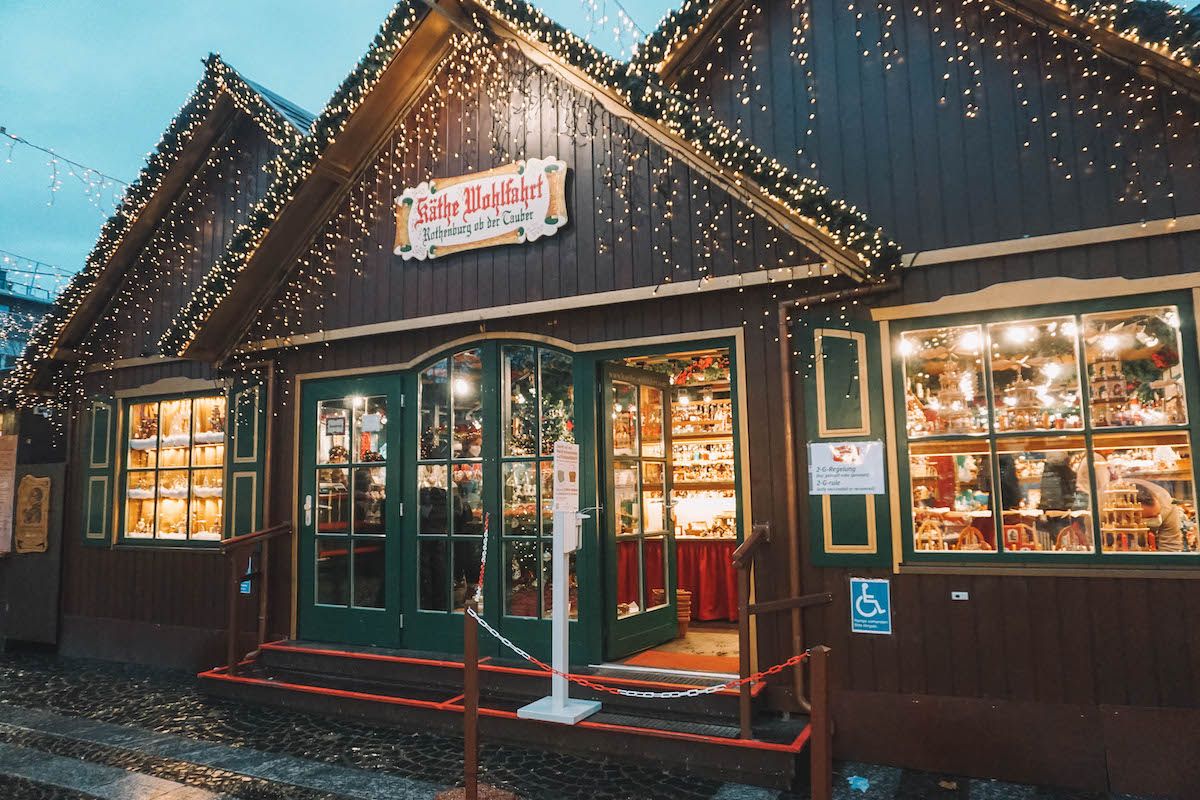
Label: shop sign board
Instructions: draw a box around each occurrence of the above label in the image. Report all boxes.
[14,474,50,554]
[552,441,580,513]
[808,440,885,495]
[394,157,568,260]
[850,577,891,635]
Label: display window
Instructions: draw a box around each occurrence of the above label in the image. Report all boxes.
[122,394,225,543]
[898,299,1200,561]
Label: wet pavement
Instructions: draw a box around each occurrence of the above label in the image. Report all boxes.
[0,650,1159,799]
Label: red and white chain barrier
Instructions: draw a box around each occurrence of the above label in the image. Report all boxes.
[466,521,808,700]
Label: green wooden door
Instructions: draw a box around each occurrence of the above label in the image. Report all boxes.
[299,376,403,646]
[601,363,678,659]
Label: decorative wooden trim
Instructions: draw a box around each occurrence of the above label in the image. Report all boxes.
[115,377,225,398]
[814,329,869,437]
[872,274,1200,321]
[820,494,877,554]
[898,564,1200,579]
[84,355,185,374]
[901,215,1200,270]
[244,266,830,355]
[878,321,904,574]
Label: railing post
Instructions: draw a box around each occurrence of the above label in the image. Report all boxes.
[225,553,242,676]
[464,599,479,800]
[737,563,752,739]
[809,645,832,800]
[257,540,271,648]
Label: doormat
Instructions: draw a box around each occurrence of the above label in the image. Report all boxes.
[622,650,739,674]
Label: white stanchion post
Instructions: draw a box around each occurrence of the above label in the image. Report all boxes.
[517,442,601,725]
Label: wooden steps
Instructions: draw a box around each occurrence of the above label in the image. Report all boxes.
[198,640,809,788]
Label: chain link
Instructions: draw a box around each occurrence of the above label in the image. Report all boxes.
[468,511,807,700]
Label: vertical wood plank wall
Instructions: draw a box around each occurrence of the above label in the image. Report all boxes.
[679,0,1200,254]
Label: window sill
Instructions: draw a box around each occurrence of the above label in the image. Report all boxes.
[114,540,222,552]
[898,562,1200,579]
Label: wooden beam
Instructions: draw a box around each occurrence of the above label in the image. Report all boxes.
[183,6,457,361]
[657,0,752,88]
[746,592,833,616]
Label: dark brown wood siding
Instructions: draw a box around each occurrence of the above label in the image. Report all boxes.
[89,114,279,360]
[678,0,1200,253]
[248,43,817,344]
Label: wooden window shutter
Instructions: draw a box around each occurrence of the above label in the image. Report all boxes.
[224,376,267,538]
[81,396,116,547]
[798,320,892,567]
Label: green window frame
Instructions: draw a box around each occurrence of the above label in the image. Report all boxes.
[892,292,1200,566]
[117,390,227,548]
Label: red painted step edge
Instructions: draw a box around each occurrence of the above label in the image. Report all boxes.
[258,640,766,698]
[199,667,810,753]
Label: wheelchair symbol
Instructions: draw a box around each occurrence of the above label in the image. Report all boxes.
[854,583,886,618]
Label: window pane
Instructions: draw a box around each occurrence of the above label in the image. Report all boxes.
[156,469,190,539]
[1083,307,1187,427]
[420,359,450,460]
[189,469,223,541]
[419,539,448,610]
[417,465,448,534]
[317,468,349,533]
[614,460,639,536]
[616,538,640,617]
[503,345,537,457]
[354,396,388,463]
[193,396,226,445]
[505,539,539,618]
[128,401,160,470]
[353,540,386,608]
[126,472,155,538]
[643,536,668,610]
[994,436,1093,552]
[318,399,351,464]
[352,466,386,535]
[452,349,483,459]
[901,325,988,437]
[540,459,554,536]
[503,461,538,536]
[317,537,350,606]
[988,317,1082,432]
[159,399,192,450]
[540,349,574,454]
[640,385,664,458]
[542,540,578,620]
[642,461,666,534]
[453,539,484,613]
[612,381,639,456]
[452,462,484,535]
[1094,431,1197,553]
[909,439,995,551]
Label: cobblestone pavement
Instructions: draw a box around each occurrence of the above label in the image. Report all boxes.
[0,651,1159,800]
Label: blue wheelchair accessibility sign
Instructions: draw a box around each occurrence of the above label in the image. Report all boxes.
[850,578,891,635]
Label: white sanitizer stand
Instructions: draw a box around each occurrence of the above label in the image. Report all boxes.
[517,444,601,725]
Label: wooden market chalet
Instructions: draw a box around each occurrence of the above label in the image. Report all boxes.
[4,0,1200,794]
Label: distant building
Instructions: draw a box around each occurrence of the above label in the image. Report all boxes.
[0,266,56,371]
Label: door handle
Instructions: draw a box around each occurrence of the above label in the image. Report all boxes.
[304,494,313,526]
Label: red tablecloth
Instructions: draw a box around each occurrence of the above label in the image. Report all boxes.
[616,538,737,621]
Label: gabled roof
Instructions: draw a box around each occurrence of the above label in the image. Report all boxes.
[637,0,1200,97]
[158,0,903,360]
[6,55,310,396]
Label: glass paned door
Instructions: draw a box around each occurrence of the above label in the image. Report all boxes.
[299,377,402,646]
[602,363,677,659]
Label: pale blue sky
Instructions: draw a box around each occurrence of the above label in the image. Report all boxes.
[0,1,675,288]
